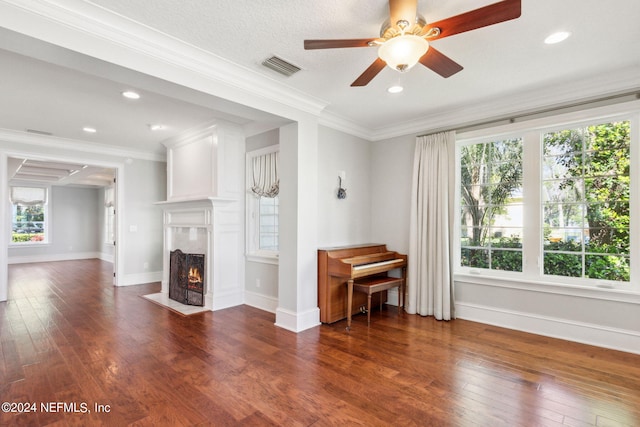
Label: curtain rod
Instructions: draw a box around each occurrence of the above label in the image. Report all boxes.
[417,90,640,138]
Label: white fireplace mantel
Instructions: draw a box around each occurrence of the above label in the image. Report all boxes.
[156,196,236,210]
[157,121,245,312]
[157,196,242,311]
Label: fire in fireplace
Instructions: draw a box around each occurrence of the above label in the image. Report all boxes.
[169,249,205,306]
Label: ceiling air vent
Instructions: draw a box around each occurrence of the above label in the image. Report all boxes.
[262,56,301,77]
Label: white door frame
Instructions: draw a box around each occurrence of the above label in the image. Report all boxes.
[1,147,125,300]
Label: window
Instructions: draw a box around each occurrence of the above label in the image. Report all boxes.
[258,195,278,251]
[246,145,279,263]
[10,186,48,244]
[104,184,115,245]
[457,112,636,289]
[460,138,523,272]
[542,121,630,281]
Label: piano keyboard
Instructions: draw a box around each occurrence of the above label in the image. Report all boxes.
[353,258,404,270]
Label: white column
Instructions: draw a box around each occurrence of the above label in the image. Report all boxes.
[276,118,321,332]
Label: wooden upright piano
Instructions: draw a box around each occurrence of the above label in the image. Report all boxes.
[318,244,408,325]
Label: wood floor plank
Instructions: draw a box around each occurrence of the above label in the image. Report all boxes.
[1,259,639,426]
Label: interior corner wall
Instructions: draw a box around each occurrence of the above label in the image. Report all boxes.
[317,125,373,247]
[370,133,415,254]
[121,158,166,286]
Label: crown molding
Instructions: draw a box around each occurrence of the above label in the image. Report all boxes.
[0,0,329,121]
[318,111,376,141]
[0,128,166,162]
[371,65,640,141]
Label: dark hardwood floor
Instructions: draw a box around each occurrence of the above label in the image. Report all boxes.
[1,259,639,426]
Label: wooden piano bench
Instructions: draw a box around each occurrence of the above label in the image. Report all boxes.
[352,276,404,327]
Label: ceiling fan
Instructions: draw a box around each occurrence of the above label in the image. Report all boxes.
[304,0,521,86]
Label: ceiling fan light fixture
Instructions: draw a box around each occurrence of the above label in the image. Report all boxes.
[387,85,404,94]
[378,34,429,72]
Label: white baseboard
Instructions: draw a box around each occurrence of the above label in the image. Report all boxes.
[275,306,321,333]
[120,271,162,286]
[456,302,640,355]
[98,252,114,263]
[211,289,244,311]
[8,251,102,264]
[244,290,278,313]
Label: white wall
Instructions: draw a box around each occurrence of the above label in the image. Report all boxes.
[122,158,166,284]
[317,126,372,247]
[9,185,101,263]
[370,130,640,354]
[370,134,414,254]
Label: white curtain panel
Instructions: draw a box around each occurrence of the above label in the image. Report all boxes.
[251,151,279,198]
[407,131,455,320]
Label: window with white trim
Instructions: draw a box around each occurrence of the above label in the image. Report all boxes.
[246,145,279,263]
[456,111,637,290]
[460,137,523,271]
[104,184,115,245]
[542,121,630,281]
[10,186,49,244]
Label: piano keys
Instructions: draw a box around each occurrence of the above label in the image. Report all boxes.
[318,244,408,324]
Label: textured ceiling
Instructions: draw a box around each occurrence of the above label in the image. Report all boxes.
[88,0,640,131]
[0,0,639,163]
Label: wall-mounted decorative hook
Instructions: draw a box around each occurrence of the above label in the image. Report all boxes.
[337,176,347,199]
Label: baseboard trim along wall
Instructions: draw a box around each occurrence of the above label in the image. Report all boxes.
[211,289,244,311]
[121,271,162,287]
[456,302,640,355]
[275,306,321,333]
[244,290,278,313]
[8,252,102,264]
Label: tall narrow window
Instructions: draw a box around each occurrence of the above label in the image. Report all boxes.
[104,184,115,245]
[258,196,278,251]
[542,121,630,281]
[460,138,523,271]
[10,186,48,244]
[246,146,279,261]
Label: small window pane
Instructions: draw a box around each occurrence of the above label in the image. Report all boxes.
[12,203,47,243]
[258,196,278,251]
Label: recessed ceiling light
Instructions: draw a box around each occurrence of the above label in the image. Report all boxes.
[387,85,403,94]
[544,31,570,44]
[122,91,141,99]
[149,124,165,131]
[82,127,97,133]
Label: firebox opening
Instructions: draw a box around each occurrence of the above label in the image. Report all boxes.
[169,249,205,306]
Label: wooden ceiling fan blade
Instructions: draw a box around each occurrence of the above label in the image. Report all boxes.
[422,0,521,40]
[304,39,377,50]
[419,47,463,78]
[389,0,418,29]
[351,58,387,87]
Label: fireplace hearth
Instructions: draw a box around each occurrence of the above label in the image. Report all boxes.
[169,249,205,306]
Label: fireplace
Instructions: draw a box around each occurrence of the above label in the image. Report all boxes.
[157,122,245,311]
[169,249,205,306]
